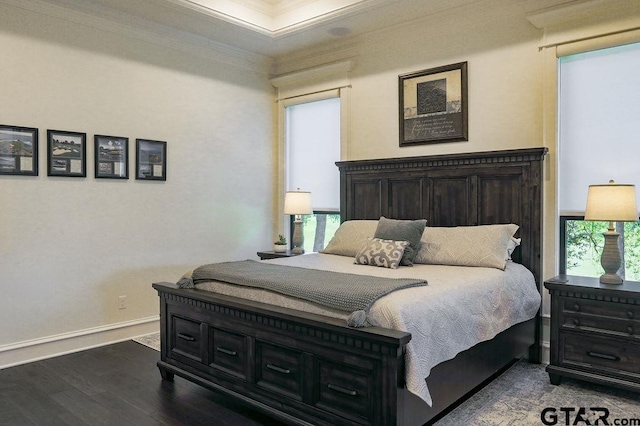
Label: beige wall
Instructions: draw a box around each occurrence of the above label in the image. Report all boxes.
[346,2,544,160]
[274,0,549,159]
[0,3,274,363]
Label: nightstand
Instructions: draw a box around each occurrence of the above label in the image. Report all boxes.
[544,274,640,393]
[256,250,301,260]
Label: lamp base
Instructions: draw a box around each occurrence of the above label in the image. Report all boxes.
[599,273,623,285]
[291,218,305,254]
[600,230,623,285]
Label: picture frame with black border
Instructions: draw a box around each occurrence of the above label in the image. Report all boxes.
[136,139,166,181]
[95,134,128,179]
[399,61,468,146]
[47,129,86,177]
[0,124,38,176]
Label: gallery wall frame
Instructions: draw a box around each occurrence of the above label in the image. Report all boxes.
[136,139,166,181]
[95,134,129,179]
[0,124,38,176]
[399,62,468,146]
[47,129,87,177]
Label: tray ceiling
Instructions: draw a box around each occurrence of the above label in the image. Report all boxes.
[33,0,575,57]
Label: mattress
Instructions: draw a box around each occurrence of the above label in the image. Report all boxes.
[192,253,541,406]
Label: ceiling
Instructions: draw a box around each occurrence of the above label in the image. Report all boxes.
[36,0,592,61]
[42,0,509,57]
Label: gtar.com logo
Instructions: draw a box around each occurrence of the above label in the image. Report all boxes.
[541,407,610,425]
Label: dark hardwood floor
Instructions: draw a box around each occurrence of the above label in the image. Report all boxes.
[0,341,284,426]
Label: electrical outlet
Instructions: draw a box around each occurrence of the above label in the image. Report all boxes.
[118,295,127,310]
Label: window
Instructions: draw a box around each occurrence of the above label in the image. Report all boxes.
[558,42,640,279]
[560,216,640,281]
[286,97,341,252]
[291,212,341,253]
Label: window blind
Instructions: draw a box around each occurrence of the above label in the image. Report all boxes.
[286,97,340,210]
[558,42,640,214]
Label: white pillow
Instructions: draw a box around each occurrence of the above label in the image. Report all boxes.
[414,224,519,270]
[506,237,521,260]
[321,220,379,257]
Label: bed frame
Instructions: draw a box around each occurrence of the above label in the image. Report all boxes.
[153,147,547,426]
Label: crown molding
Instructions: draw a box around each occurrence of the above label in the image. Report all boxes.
[526,0,640,29]
[271,0,389,37]
[163,0,273,35]
[1,0,272,74]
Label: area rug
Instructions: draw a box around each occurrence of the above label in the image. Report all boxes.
[433,360,640,425]
[133,333,640,424]
[133,332,160,351]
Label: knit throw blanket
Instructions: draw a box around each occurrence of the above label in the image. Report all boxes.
[177,260,427,328]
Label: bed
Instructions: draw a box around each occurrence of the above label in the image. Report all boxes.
[153,147,547,426]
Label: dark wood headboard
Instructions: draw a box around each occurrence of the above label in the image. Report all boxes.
[336,147,547,286]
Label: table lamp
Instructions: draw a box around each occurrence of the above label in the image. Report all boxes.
[284,189,313,254]
[584,180,638,284]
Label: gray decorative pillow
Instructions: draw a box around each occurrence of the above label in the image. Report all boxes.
[373,217,427,266]
[354,237,410,269]
[414,224,519,270]
[321,220,379,257]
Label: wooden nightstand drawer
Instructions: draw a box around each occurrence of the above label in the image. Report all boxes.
[255,341,304,400]
[562,298,638,321]
[560,332,640,379]
[315,359,374,423]
[562,311,640,338]
[209,327,248,379]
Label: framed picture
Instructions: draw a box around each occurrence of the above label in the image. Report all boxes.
[136,139,166,181]
[0,124,38,176]
[47,129,86,177]
[95,135,128,179]
[399,62,468,146]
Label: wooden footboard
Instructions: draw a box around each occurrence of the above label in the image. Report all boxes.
[154,281,536,426]
[153,281,412,426]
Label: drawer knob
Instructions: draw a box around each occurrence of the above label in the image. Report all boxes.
[573,319,580,326]
[573,304,580,312]
[586,351,620,362]
[628,311,635,319]
[177,333,195,342]
[628,326,634,335]
[266,363,291,375]
[327,383,358,397]
[216,346,238,356]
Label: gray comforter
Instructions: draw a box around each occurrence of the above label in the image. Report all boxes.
[177,259,427,327]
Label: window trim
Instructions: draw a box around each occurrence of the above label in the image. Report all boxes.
[271,62,351,244]
[559,215,584,275]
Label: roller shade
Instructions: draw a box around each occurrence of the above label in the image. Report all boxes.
[286,97,340,211]
[559,42,640,214]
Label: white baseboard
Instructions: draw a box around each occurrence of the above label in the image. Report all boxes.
[0,315,551,370]
[541,314,550,365]
[0,316,159,369]
[541,340,550,365]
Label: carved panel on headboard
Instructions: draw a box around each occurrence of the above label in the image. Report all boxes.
[336,148,547,284]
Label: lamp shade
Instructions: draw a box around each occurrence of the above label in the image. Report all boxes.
[284,190,313,215]
[584,181,638,222]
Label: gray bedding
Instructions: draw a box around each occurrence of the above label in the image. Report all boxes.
[177,259,427,327]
